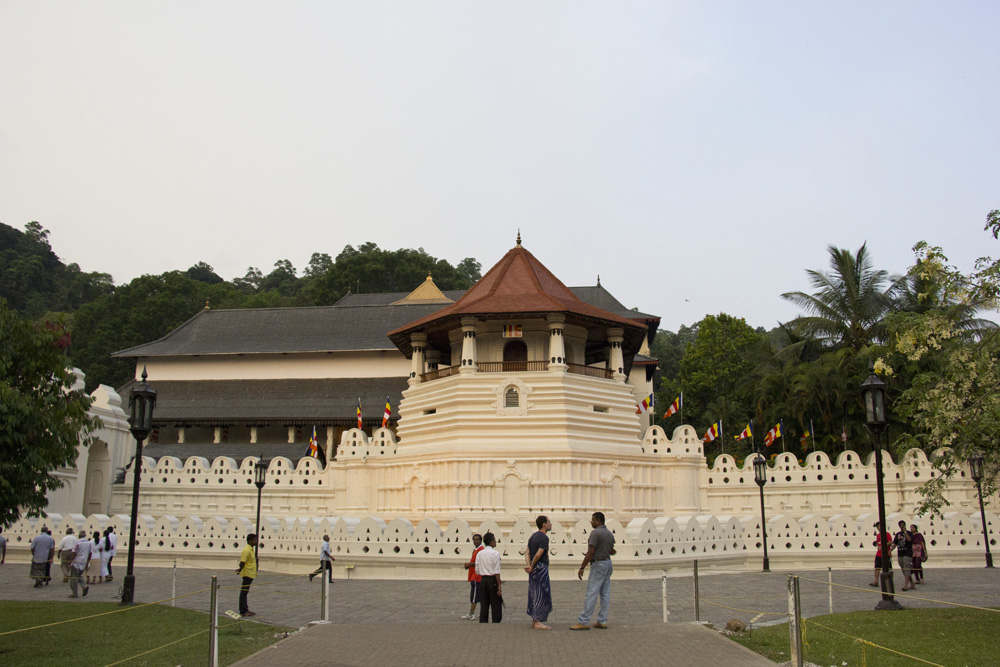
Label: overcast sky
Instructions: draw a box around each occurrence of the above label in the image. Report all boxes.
[1,2,997,331]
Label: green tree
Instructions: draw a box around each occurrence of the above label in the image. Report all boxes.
[0,300,99,526]
[184,262,224,284]
[782,243,897,351]
[885,214,1000,513]
[658,314,762,451]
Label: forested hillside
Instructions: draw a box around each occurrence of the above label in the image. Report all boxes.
[0,222,482,392]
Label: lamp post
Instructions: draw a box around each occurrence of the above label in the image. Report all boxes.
[968,454,994,568]
[254,457,268,565]
[121,367,156,606]
[752,453,770,572]
[861,372,901,610]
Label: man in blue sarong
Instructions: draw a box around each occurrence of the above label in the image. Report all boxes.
[524,515,553,630]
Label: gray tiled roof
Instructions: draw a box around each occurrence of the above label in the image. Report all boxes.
[114,286,658,359]
[141,377,408,424]
[569,286,659,321]
[113,303,448,357]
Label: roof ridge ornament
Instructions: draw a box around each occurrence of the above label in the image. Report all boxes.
[516,230,521,247]
[205,300,211,310]
[597,275,601,287]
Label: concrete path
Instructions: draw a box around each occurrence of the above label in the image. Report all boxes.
[2,561,998,666]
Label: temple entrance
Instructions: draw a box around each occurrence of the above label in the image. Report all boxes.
[83,440,111,515]
[502,340,528,372]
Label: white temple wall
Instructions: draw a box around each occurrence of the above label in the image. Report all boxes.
[136,350,410,381]
[44,375,133,518]
[6,511,995,580]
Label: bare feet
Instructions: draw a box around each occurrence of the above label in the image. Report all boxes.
[532,622,552,630]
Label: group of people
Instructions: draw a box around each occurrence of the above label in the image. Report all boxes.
[23,526,117,597]
[871,520,928,591]
[462,512,616,631]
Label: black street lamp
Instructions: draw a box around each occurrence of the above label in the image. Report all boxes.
[121,367,156,605]
[968,454,994,568]
[861,371,901,610]
[254,457,268,565]
[752,453,770,572]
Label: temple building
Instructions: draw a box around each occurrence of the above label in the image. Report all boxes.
[112,236,660,466]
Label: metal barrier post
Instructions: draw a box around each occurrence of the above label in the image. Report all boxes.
[661,572,669,623]
[172,560,177,607]
[208,576,219,667]
[693,560,700,622]
[787,575,803,667]
[828,567,833,615]
[321,574,329,622]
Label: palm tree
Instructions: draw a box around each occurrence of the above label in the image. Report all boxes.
[782,243,896,350]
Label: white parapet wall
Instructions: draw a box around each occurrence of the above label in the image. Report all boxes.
[5,510,995,580]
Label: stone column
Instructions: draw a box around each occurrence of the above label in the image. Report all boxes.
[177,427,185,444]
[409,332,427,386]
[608,327,626,380]
[250,427,258,444]
[426,349,441,372]
[460,317,479,374]
[213,427,222,444]
[547,313,567,371]
[288,426,296,443]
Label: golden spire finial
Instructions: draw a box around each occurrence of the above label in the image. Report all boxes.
[516,229,522,247]
[204,299,210,310]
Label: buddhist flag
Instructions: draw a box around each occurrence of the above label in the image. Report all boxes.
[702,421,721,443]
[663,394,682,418]
[764,423,782,448]
[382,397,392,428]
[503,324,522,338]
[841,425,848,443]
[357,397,363,429]
[305,426,327,466]
[636,393,653,414]
[735,422,752,441]
[800,428,811,451]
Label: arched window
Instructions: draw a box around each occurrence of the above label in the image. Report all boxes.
[505,387,520,408]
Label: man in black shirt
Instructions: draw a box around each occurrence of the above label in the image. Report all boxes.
[524,515,553,630]
[894,520,914,591]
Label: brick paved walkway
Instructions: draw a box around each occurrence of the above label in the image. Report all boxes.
[2,561,998,666]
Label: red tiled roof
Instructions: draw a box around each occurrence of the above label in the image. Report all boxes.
[388,244,647,355]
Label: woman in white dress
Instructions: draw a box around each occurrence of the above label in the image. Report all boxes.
[87,530,103,584]
[99,529,113,583]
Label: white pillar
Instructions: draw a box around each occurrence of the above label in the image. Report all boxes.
[547,313,567,371]
[288,426,296,443]
[177,427,185,444]
[460,317,479,374]
[426,349,441,371]
[250,427,258,444]
[213,427,222,444]
[608,327,626,380]
[409,333,427,386]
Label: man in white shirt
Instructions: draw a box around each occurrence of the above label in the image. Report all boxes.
[57,528,78,583]
[29,527,55,587]
[308,534,335,583]
[69,530,92,598]
[474,532,503,623]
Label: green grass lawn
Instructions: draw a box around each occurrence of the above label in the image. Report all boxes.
[731,606,1000,666]
[0,601,293,666]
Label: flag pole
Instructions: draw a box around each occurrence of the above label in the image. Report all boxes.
[720,419,724,456]
[810,419,815,453]
[780,419,786,453]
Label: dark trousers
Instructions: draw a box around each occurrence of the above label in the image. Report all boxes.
[311,560,333,582]
[479,575,502,623]
[107,556,113,578]
[239,576,254,614]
